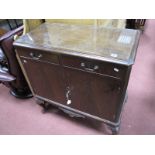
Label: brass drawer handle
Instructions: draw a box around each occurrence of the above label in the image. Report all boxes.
[30,52,42,60]
[81,62,99,72]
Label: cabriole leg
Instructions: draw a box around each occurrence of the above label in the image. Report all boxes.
[108,123,120,135]
[110,125,120,135]
[36,98,51,113]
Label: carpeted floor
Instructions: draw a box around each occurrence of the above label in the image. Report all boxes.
[0,19,155,135]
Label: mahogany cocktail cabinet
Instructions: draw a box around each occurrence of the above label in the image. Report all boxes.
[14,23,140,134]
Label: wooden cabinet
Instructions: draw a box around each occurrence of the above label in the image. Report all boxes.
[14,23,140,134]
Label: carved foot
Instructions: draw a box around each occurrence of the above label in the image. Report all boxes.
[110,126,120,135]
[41,102,51,113]
[36,98,44,105]
[108,123,120,135]
[36,99,51,113]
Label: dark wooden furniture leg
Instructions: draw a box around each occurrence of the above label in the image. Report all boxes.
[0,26,32,99]
[109,123,120,135]
[36,98,51,113]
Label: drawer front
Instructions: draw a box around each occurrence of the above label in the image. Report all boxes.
[17,48,59,64]
[62,55,127,79]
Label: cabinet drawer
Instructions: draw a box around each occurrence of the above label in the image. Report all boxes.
[62,55,127,79]
[17,48,59,64]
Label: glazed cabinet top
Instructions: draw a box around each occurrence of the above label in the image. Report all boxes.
[14,22,141,66]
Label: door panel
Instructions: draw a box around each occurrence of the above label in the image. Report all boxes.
[64,67,123,122]
[21,58,66,104]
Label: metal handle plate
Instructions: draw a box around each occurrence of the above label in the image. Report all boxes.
[30,52,42,60]
[81,62,99,72]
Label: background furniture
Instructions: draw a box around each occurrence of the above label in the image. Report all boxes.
[0,19,23,30]
[0,26,32,98]
[6,19,22,30]
[126,19,146,30]
[14,23,140,134]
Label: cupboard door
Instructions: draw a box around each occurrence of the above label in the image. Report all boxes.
[21,58,66,104]
[64,67,123,122]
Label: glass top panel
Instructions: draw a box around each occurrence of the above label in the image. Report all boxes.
[15,22,140,64]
